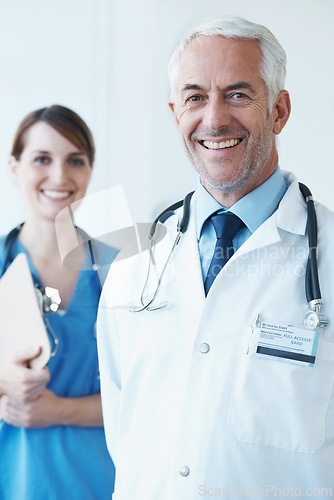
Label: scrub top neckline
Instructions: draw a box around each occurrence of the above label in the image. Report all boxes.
[12,237,86,317]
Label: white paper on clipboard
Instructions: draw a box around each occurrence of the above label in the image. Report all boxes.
[0,253,51,369]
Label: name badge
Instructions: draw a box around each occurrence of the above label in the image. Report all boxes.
[253,318,319,367]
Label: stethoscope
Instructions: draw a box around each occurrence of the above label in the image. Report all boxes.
[131,183,328,331]
[0,224,102,357]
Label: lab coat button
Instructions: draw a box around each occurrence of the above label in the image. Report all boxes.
[179,466,190,477]
[199,342,210,354]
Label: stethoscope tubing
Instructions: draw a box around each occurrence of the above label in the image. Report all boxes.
[298,182,321,304]
[132,182,323,315]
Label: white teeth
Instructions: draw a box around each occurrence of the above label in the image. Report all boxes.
[43,190,70,199]
[203,139,241,150]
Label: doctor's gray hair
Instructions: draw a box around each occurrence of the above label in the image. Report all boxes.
[168,16,287,110]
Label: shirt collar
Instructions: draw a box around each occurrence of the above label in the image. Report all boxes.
[196,166,288,238]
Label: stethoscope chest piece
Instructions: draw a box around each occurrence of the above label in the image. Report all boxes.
[304,299,328,330]
[35,286,61,314]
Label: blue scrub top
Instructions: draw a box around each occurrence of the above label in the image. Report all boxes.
[0,236,116,500]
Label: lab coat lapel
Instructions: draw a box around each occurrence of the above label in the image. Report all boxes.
[276,172,307,235]
[172,194,205,320]
[231,174,307,261]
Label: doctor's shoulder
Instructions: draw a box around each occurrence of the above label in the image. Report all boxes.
[313,200,334,245]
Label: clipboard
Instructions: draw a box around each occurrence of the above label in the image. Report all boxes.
[0,253,51,369]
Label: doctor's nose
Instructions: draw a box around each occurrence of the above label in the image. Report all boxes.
[202,98,232,131]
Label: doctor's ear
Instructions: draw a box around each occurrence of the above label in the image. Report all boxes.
[168,101,180,128]
[9,155,20,179]
[272,90,291,135]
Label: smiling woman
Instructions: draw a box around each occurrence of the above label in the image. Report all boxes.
[10,121,92,227]
[0,105,116,499]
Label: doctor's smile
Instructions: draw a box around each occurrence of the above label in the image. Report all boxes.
[201,138,242,150]
[194,132,246,160]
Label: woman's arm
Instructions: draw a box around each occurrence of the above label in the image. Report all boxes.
[0,346,103,429]
[0,390,103,428]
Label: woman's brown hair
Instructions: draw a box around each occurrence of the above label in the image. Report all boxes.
[11,104,95,165]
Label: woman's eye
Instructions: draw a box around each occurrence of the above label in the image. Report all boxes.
[68,158,85,166]
[34,156,50,165]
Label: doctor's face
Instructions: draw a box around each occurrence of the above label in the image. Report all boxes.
[10,122,92,221]
[169,36,288,206]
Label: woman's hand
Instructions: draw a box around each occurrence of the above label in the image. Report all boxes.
[0,388,58,428]
[0,345,103,429]
[0,346,50,402]
[0,389,103,429]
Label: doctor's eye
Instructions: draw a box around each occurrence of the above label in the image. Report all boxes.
[227,92,251,103]
[185,94,205,104]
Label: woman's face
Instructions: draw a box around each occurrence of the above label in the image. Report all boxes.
[10,121,92,221]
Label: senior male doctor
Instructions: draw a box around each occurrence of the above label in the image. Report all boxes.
[97,16,334,499]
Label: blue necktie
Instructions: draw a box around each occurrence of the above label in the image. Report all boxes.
[204,212,245,294]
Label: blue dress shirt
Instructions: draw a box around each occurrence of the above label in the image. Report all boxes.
[196,167,288,279]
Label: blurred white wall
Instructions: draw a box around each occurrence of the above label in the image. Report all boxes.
[0,0,333,235]
[0,0,114,233]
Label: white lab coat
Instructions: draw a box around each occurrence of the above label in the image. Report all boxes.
[97,172,334,500]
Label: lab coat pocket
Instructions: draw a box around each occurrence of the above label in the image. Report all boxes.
[228,327,334,453]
